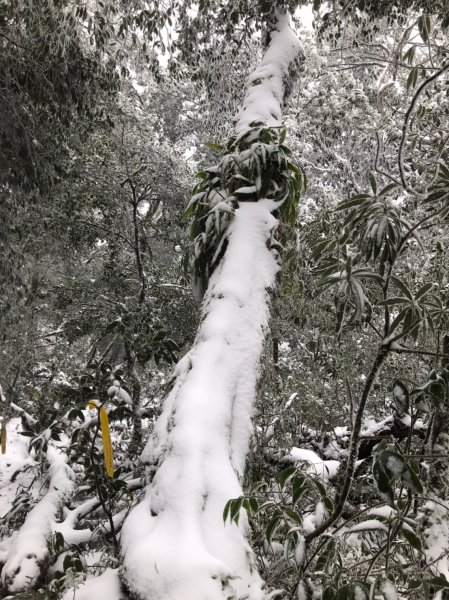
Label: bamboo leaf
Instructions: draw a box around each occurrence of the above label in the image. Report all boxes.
[390,276,414,301]
[265,512,282,543]
[277,466,296,489]
[415,282,433,301]
[377,297,407,306]
[1,420,6,454]
[401,527,423,552]
[203,141,225,152]
[336,196,370,211]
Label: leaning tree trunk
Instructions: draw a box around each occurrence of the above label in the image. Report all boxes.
[120,10,303,600]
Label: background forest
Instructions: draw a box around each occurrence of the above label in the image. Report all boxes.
[1,1,449,599]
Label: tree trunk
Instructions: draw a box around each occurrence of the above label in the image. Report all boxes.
[120,10,303,600]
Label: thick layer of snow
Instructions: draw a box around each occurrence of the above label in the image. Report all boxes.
[235,10,303,135]
[54,497,100,545]
[290,447,340,481]
[1,444,75,591]
[380,579,398,600]
[121,8,303,598]
[121,202,279,600]
[0,418,34,519]
[343,519,389,534]
[365,506,397,519]
[107,381,132,405]
[62,568,124,600]
[423,501,449,580]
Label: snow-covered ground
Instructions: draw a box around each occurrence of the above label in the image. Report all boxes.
[0,418,35,518]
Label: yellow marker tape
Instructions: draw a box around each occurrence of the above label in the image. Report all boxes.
[87,400,99,410]
[100,407,114,478]
[1,421,6,454]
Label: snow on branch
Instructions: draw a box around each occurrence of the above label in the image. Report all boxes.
[1,445,74,592]
[236,9,304,135]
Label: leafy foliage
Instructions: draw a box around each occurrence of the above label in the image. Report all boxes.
[186,124,306,294]
[2,2,449,600]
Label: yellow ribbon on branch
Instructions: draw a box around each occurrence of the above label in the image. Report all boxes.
[1,419,6,454]
[100,407,114,478]
[87,400,114,478]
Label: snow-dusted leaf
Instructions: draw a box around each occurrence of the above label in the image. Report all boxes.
[392,379,409,414]
[390,276,413,301]
[336,195,370,211]
[203,141,225,152]
[373,458,395,507]
[378,183,398,197]
[415,282,434,301]
[265,513,282,544]
[428,575,449,589]
[401,527,423,552]
[277,465,296,489]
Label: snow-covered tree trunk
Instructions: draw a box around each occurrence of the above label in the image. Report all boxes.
[120,10,303,600]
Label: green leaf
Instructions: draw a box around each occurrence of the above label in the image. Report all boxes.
[408,580,422,590]
[54,532,65,553]
[377,297,407,306]
[429,380,447,402]
[407,67,419,90]
[283,507,302,525]
[401,526,423,552]
[378,182,398,197]
[316,538,335,571]
[418,15,431,43]
[292,476,305,504]
[248,497,259,513]
[335,585,350,600]
[373,458,395,507]
[415,393,431,413]
[403,46,416,65]
[311,478,327,497]
[390,276,414,301]
[415,282,434,301]
[352,270,384,282]
[203,141,224,152]
[279,127,287,144]
[229,497,244,524]
[323,587,337,600]
[388,307,409,335]
[323,495,334,512]
[336,195,370,211]
[369,173,377,195]
[68,408,85,422]
[428,575,449,589]
[265,512,282,543]
[277,466,296,489]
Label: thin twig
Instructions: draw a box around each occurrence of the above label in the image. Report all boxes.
[306,342,391,543]
[397,62,449,190]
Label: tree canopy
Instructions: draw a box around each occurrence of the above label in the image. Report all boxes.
[1,1,449,599]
